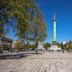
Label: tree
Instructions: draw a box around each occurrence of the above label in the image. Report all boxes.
[2,44,9,51]
[0,0,47,52]
[67,41,72,51]
[43,43,51,50]
[25,1,47,53]
[56,42,61,47]
[33,17,47,53]
[0,0,30,51]
[0,0,32,36]
[14,41,24,51]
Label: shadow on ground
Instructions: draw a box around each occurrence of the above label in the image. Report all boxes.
[0,51,43,60]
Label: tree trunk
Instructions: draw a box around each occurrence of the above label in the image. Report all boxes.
[35,40,38,54]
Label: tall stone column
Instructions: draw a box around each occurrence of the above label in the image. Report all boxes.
[52,14,56,45]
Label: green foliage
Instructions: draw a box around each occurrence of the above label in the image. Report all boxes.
[0,0,47,39]
[61,41,72,51]
[2,44,9,50]
[14,41,24,51]
[67,41,72,51]
[24,44,36,50]
[0,0,30,36]
[52,41,61,47]
[43,43,51,49]
[23,44,30,50]
[56,42,61,47]
[29,44,36,50]
[0,0,47,52]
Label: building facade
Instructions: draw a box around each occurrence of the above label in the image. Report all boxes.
[0,36,13,51]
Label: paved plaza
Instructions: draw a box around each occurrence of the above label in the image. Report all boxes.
[0,51,72,72]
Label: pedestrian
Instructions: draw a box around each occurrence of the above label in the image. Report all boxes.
[61,43,64,53]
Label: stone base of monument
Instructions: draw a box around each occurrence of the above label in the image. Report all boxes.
[48,45,62,51]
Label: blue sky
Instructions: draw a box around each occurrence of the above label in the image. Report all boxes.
[8,0,72,43]
[36,0,72,43]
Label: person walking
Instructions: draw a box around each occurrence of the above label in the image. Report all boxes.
[61,43,64,53]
